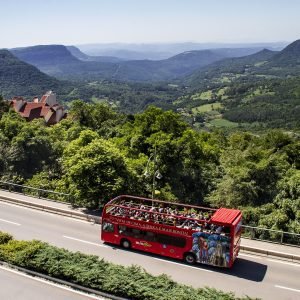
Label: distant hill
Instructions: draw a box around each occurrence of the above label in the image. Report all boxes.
[11,45,118,80]
[113,50,225,81]
[66,46,124,63]
[186,48,277,88]
[268,39,300,67]
[77,41,287,60]
[11,42,298,83]
[11,45,227,81]
[11,45,79,68]
[186,39,300,89]
[211,47,275,58]
[0,49,72,99]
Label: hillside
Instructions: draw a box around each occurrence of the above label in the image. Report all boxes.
[186,39,300,90]
[270,39,300,66]
[174,40,300,131]
[11,45,117,79]
[10,45,242,82]
[66,46,124,63]
[186,49,277,89]
[77,41,287,60]
[11,45,79,71]
[0,49,74,99]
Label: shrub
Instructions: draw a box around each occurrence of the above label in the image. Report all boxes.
[0,231,13,244]
[0,232,252,300]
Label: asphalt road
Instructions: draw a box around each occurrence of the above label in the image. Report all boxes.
[0,265,104,300]
[0,201,299,300]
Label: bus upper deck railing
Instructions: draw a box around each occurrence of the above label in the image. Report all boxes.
[0,180,299,247]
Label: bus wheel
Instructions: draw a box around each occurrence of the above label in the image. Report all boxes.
[184,253,196,264]
[121,239,131,249]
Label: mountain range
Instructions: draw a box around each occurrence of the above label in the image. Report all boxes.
[1,39,300,120]
[11,43,294,82]
[186,39,300,89]
[11,45,232,81]
[76,41,287,60]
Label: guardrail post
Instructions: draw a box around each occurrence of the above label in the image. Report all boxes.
[37,189,41,199]
[69,194,73,206]
[281,231,284,244]
[8,183,11,192]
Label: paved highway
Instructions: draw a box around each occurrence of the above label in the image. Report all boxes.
[0,264,104,300]
[0,201,299,300]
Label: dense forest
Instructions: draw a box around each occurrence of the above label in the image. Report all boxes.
[0,97,299,234]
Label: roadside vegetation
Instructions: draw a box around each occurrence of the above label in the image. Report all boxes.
[0,99,299,234]
[0,232,255,300]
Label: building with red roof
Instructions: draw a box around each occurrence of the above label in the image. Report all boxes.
[10,91,66,125]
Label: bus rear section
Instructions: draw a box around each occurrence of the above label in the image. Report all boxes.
[101,195,242,268]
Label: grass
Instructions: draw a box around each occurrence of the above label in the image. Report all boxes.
[191,90,213,101]
[208,118,239,128]
[192,102,222,113]
[254,61,267,67]
[217,87,229,100]
[91,96,109,103]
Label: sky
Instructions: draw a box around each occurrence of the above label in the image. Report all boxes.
[0,0,299,48]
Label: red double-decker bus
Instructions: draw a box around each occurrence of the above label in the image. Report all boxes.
[101,195,242,268]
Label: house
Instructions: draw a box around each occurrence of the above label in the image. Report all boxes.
[10,91,66,125]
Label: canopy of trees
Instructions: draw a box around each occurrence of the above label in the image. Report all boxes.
[0,100,299,233]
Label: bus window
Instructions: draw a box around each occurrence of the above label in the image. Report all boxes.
[157,234,186,248]
[144,231,157,242]
[132,228,143,238]
[102,221,114,232]
[119,225,127,234]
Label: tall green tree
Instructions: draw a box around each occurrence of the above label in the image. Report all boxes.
[61,130,139,208]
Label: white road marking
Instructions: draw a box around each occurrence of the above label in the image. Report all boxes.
[0,218,21,226]
[150,256,213,272]
[63,235,108,247]
[267,259,300,267]
[0,201,100,225]
[0,201,29,210]
[275,285,300,293]
[0,265,104,299]
[239,253,262,259]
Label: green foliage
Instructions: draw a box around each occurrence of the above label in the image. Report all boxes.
[1,98,300,231]
[0,49,75,100]
[0,232,13,244]
[69,100,124,137]
[0,232,251,300]
[61,130,138,208]
[207,131,290,210]
[0,95,9,118]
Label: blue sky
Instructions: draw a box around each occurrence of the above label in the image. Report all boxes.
[1,0,299,48]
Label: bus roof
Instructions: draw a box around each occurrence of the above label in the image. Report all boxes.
[211,208,241,225]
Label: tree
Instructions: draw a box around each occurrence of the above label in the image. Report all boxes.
[68,100,123,138]
[61,130,138,208]
[0,95,9,118]
[207,131,289,207]
[7,119,55,180]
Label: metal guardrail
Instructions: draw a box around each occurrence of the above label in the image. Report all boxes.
[0,180,74,205]
[242,225,300,247]
[0,180,299,247]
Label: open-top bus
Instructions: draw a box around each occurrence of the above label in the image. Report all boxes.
[101,195,242,268]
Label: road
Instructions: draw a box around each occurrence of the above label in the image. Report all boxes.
[0,265,104,300]
[0,201,299,300]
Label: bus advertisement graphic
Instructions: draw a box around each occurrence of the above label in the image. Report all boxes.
[191,232,231,267]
